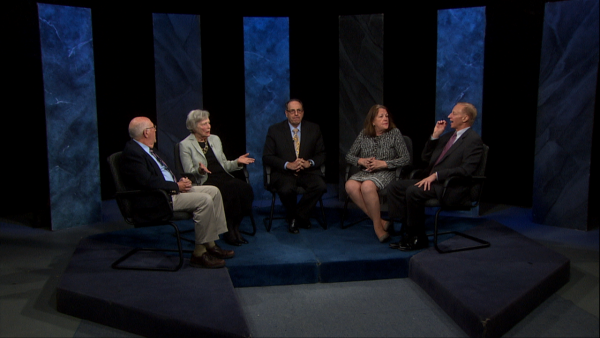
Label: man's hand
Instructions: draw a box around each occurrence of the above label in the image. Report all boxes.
[298,158,311,169]
[286,158,306,172]
[198,162,212,175]
[237,153,255,165]
[415,173,437,191]
[177,177,192,193]
[432,120,447,139]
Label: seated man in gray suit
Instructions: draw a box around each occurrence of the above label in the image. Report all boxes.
[387,102,483,251]
[120,116,234,268]
[263,99,327,234]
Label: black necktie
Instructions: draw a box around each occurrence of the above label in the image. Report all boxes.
[150,148,176,182]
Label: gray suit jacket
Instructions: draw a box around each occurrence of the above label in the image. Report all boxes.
[179,134,242,185]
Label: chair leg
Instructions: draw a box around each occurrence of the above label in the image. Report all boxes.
[241,211,257,236]
[319,197,327,230]
[264,193,277,232]
[430,208,491,254]
[340,195,369,229]
[340,196,350,229]
[112,222,192,271]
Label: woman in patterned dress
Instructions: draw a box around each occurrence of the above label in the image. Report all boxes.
[345,104,410,243]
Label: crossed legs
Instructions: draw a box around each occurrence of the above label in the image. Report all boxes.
[171,185,227,247]
[345,179,388,239]
[386,179,440,237]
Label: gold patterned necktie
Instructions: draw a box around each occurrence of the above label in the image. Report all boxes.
[293,128,300,158]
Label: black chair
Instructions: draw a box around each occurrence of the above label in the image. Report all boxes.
[263,164,327,232]
[107,152,193,271]
[173,143,257,236]
[340,135,413,229]
[412,144,490,253]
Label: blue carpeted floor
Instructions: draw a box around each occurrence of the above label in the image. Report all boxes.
[90,205,487,287]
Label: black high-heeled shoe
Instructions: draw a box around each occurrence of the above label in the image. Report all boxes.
[223,234,242,246]
[237,235,249,244]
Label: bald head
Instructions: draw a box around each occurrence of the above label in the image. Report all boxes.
[128,116,156,147]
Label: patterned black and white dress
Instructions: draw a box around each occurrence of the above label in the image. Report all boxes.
[345,128,410,190]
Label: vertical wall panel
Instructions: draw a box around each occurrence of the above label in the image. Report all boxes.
[38,4,101,230]
[244,17,290,200]
[435,7,486,218]
[153,13,203,168]
[338,14,384,198]
[533,0,599,230]
[436,7,486,135]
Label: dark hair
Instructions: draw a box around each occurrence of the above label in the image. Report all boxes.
[285,98,303,110]
[363,104,396,137]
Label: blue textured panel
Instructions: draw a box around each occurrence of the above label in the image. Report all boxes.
[244,17,290,200]
[436,7,486,135]
[38,4,101,230]
[533,0,599,229]
[338,14,384,194]
[153,13,203,169]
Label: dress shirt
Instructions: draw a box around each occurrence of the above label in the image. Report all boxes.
[133,139,175,182]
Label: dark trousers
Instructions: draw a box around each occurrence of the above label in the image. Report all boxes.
[386,179,443,236]
[271,172,326,223]
[213,178,254,231]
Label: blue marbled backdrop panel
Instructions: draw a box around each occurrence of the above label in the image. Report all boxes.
[338,14,384,197]
[244,17,290,200]
[436,7,486,135]
[38,4,101,230]
[153,13,203,169]
[533,0,599,230]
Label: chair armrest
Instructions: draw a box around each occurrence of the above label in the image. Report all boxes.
[409,169,428,180]
[242,165,250,184]
[344,163,355,181]
[263,165,273,188]
[115,189,173,225]
[439,175,487,208]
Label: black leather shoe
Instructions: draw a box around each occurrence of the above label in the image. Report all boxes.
[223,234,242,246]
[398,235,429,251]
[389,241,400,249]
[237,234,249,244]
[288,219,299,234]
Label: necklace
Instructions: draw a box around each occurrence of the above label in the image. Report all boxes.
[199,141,208,154]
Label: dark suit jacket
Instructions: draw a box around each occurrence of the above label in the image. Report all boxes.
[262,120,326,176]
[422,127,483,205]
[120,140,180,222]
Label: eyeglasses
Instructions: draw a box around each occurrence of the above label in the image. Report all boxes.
[145,125,157,131]
[286,109,304,114]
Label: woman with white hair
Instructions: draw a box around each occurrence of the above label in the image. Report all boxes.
[179,109,255,246]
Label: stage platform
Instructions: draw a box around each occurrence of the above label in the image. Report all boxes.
[56,208,570,337]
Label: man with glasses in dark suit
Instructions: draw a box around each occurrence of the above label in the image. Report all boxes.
[263,99,327,234]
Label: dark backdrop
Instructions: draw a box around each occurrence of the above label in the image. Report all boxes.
[4,1,597,226]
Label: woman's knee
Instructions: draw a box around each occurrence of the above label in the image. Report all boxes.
[361,180,378,194]
[345,180,360,194]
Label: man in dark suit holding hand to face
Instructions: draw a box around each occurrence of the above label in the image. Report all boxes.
[263,99,327,234]
[387,102,483,251]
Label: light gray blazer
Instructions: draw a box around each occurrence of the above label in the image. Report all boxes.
[179,133,242,185]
